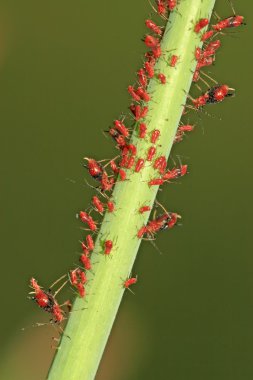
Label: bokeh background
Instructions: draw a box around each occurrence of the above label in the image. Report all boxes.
[0,0,252,379]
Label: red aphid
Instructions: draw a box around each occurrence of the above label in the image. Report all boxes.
[145,19,163,35]
[104,240,113,255]
[195,47,202,60]
[170,54,178,67]
[151,129,160,144]
[193,70,200,82]
[110,159,118,173]
[145,51,156,66]
[79,211,97,231]
[201,30,214,41]
[147,146,156,161]
[30,278,65,323]
[80,253,92,271]
[109,128,126,148]
[157,0,167,16]
[124,276,138,289]
[80,241,89,255]
[92,196,104,214]
[135,158,145,173]
[107,201,115,213]
[125,144,137,156]
[119,169,127,181]
[84,158,103,182]
[148,178,164,186]
[137,68,148,88]
[101,172,115,193]
[139,123,147,138]
[153,156,167,174]
[126,155,135,169]
[212,15,245,31]
[144,61,155,78]
[196,56,215,70]
[167,0,177,11]
[86,234,94,251]
[140,106,149,119]
[178,124,194,133]
[76,283,85,298]
[114,120,129,138]
[144,35,160,48]
[152,44,162,59]
[194,18,209,33]
[136,87,151,102]
[205,84,234,104]
[128,86,141,102]
[137,225,148,239]
[139,205,151,214]
[158,73,166,84]
[69,270,78,286]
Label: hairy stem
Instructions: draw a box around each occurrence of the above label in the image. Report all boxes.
[47,1,216,379]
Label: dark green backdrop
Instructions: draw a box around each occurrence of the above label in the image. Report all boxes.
[0,1,252,379]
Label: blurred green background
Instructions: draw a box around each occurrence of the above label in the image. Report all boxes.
[0,0,252,379]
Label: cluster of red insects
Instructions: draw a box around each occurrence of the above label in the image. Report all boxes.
[29,0,244,328]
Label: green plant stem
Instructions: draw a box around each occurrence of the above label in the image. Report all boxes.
[47,1,216,379]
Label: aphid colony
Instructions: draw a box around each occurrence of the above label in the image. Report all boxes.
[29,1,244,328]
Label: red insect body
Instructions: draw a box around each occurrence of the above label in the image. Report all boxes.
[151,129,161,144]
[79,211,97,231]
[76,283,85,298]
[125,144,137,156]
[84,158,103,182]
[148,178,164,187]
[170,54,178,67]
[201,30,214,41]
[167,0,177,11]
[163,165,188,180]
[196,56,215,70]
[101,172,114,192]
[86,234,94,251]
[144,61,155,78]
[126,155,136,169]
[119,169,127,181]
[194,18,209,33]
[128,86,141,102]
[139,123,147,138]
[195,47,202,60]
[81,241,89,255]
[104,240,113,255]
[80,253,92,271]
[147,146,156,161]
[157,0,167,16]
[178,124,194,133]
[144,35,160,48]
[145,51,157,66]
[109,128,126,149]
[52,304,64,323]
[114,120,129,138]
[158,73,166,84]
[139,206,151,214]
[124,276,138,289]
[135,158,145,173]
[193,70,200,82]
[107,201,115,213]
[137,68,148,88]
[137,226,148,238]
[212,15,245,31]
[145,19,162,35]
[30,278,65,323]
[136,87,151,102]
[140,106,149,119]
[92,196,104,214]
[110,159,118,173]
[153,156,167,174]
[152,44,162,59]
[130,105,148,120]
